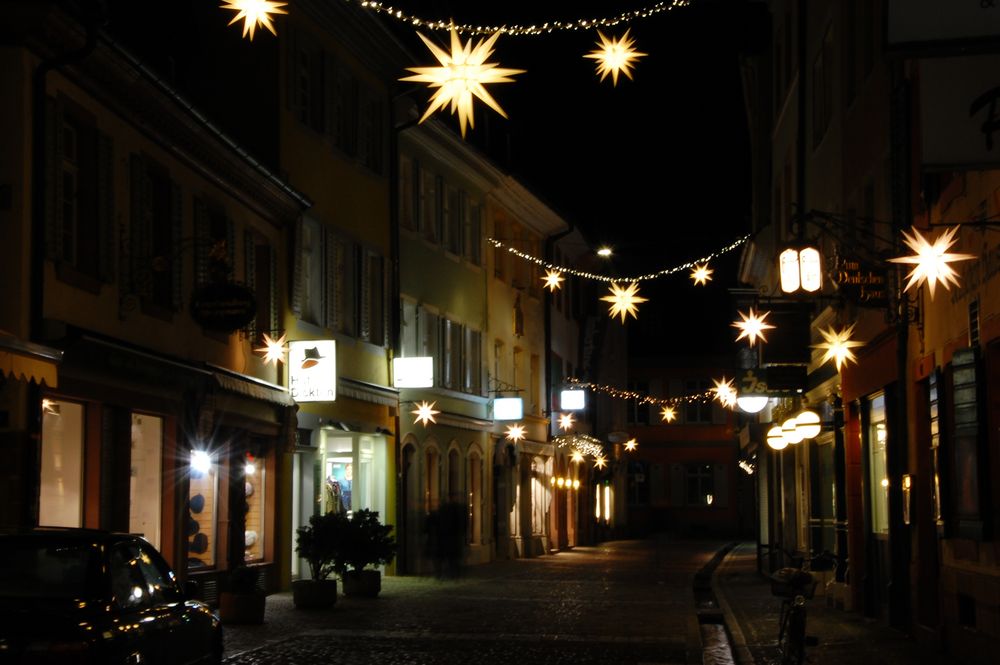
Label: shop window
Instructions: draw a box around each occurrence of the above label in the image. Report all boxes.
[187,450,218,570]
[868,394,889,535]
[244,454,265,562]
[320,434,385,519]
[424,447,440,515]
[530,456,547,535]
[39,399,85,527]
[468,452,482,544]
[447,448,461,503]
[129,413,162,549]
[686,463,715,506]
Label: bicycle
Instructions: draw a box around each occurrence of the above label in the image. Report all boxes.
[768,550,833,665]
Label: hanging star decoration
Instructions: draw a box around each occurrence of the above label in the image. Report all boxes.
[558,413,575,431]
[814,324,864,371]
[623,438,638,452]
[732,307,775,346]
[713,377,737,409]
[41,398,59,415]
[601,282,648,323]
[888,226,975,299]
[401,28,524,138]
[660,405,677,422]
[690,263,713,286]
[571,451,585,464]
[505,423,526,442]
[584,29,647,86]
[255,333,287,365]
[220,0,287,41]
[412,401,440,426]
[593,454,608,469]
[542,269,565,291]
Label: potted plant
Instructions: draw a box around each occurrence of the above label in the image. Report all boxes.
[340,509,397,598]
[293,511,347,609]
[219,565,265,624]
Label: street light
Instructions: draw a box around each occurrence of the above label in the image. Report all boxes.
[779,245,822,294]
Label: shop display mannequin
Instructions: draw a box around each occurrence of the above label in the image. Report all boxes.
[324,476,346,514]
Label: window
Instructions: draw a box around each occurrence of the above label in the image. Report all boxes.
[627,380,650,425]
[424,448,440,514]
[401,299,419,356]
[244,453,265,562]
[443,185,463,255]
[440,318,461,390]
[686,464,715,506]
[463,328,482,395]
[448,449,461,503]
[111,544,151,610]
[685,380,712,423]
[129,413,162,550]
[420,171,440,243]
[299,217,324,325]
[245,233,278,342]
[47,98,113,284]
[531,457,546,535]
[868,393,889,535]
[493,218,507,280]
[330,64,358,156]
[292,34,325,133]
[530,354,540,415]
[187,450,218,569]
[358,88,384,173]
[39,400,85,527]
[329,235,358,337]
[399,155,417,231]
[464,201,482,265]
[193,199,233,287]
[928,371,942,525]
[812,24,834,147]
[362,251,386,345]
[468,452,482,544]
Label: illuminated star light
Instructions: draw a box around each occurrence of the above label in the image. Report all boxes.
[571,451,585,464]
[505,424,526,442]
[623,438,638,452]
[41,398,59,415]
[814,324,864,371]
[220,0,287,41]
[601,282,648,323]
[888,226,975,299]
[660,405,676,422]
[401,28,525,138]
[593,454,608,469]
[542,269,565,291]
[412,401,440,426]
[558,413,575,431]
[713,377,737,409]
[584,29,647,86]
[732,307,775,346]
[690,263,713,286]
[255,333,287,365]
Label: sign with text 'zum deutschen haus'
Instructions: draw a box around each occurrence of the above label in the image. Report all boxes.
[289,340,336,402]
[832,255,889,308]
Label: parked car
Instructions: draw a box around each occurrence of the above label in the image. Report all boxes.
[0,528,222,664]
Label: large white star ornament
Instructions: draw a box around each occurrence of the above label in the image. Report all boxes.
[814,324,864,371]
[505,424,526,442]
[543,269,565,292]
[401,28,524,138]
[888,226,975,299]
[255,333,287,365]
[623,438,638,452]
[221,0,287,41]
[558,413,575,431]
[660,405,677,422]
[412,401,440,426]
[584,29,647,86]
[713,377,737,409]
[732,307,775,346]
[690,263,713,286]
[601,282,648,323]
[571,451,585,464]
[594,454,608,469]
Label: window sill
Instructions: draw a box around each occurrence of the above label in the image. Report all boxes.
[54,262,103,295]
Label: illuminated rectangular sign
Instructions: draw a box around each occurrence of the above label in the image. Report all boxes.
[493,397,523,420]
[393,356,434,388]
[560,389,586,411]
[289,340,336,402]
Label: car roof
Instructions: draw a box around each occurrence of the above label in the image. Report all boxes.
[0,527,147,545]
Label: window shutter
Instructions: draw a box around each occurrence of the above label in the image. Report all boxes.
[269,245,279,334]
[713,464,729,508]
[96,132,115,282]
[193,198,209,286]
[225,216,235,281]
[324,227,336,330]
[382,256,390,347]
[244,230,257,335]
[360,251,372,341]
[169,181,183,308]
[44,98,63,261]
[129,154,151,298]
[669,464,685,507]
[290,217,303,317]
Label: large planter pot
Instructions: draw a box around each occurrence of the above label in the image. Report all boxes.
[341,569,381,598]
[292,578,338,609]
[219,591,266,625]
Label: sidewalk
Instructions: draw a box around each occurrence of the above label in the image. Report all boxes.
[712,542,956,665]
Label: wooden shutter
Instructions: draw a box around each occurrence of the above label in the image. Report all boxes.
[289,217,303,317]
[245,230,257,335]
[269,245,279,334]
[324,227,336,330]
[44,98,64,260]
[193,198,209,286]
[96,132,115,282]
[360,250,372,341]
[169,181,182,308]
[129,154,151,298]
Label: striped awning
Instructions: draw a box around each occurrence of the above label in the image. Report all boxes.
[0,334,62,387]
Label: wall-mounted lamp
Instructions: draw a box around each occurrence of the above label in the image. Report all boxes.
[191,450,212,474]
[779,245,823,294]
[766,408,822,450]
[736,394,769,414]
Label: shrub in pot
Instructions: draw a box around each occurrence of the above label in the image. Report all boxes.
[219,565,265,624]
[293,511,348,609]
[340,509,397,598]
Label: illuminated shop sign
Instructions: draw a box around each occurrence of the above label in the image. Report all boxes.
[289,340,336,402]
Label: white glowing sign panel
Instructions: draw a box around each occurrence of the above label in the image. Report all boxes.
[289,340,336,402]
[493,397,523,420]
[393,357,434,388]
[560,389,586,411]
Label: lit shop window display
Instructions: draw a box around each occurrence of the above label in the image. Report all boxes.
[39,399,85,527]
[188,450,218,569]
[244,454,265,562]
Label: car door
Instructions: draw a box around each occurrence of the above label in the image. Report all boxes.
[110,542,168,665]
[133,541,216,665]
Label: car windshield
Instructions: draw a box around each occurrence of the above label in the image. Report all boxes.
[0,540,99,600]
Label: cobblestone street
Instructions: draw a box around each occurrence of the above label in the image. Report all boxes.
[223,538,725,664]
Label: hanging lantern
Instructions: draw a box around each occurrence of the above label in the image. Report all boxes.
[779,245,823,294]
[766,425,788,451]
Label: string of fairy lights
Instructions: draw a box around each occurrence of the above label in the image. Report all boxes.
[487,235,749,283]
[565,377,716,407]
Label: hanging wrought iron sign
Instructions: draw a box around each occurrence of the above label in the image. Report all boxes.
[831,255,889,308]
[190,282,257,332]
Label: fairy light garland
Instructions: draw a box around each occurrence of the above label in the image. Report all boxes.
[351,0,690,37]
[487,235,749,283]
[565,377,715,406]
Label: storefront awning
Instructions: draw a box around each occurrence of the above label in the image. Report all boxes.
[0,333,62,387]
[212,367,295,407]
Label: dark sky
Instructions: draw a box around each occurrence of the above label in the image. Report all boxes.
[384,1,761,353]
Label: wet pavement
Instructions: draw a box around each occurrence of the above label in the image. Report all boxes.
[222,537,725,664]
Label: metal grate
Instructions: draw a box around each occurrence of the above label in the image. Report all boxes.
[200,578,219,606]
[969,298,980,348]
